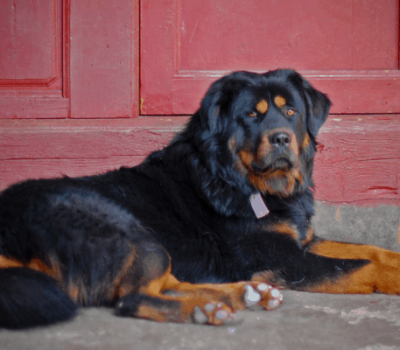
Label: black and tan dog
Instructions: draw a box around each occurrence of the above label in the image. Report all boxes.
[0,69,399,329]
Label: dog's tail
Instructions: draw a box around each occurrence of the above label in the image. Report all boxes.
[0,268,77,329]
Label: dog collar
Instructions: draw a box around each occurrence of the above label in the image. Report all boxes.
[250,193,269,219]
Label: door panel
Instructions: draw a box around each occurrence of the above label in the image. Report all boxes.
[0,0,138,119]
[141,0,400,115]
[69,0,137,118]
[0,0,66,118]
[0,0,59,86]
[179,0,397,71]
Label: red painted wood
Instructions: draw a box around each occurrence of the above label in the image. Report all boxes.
[0,0,58,84]
[0,0,67,119]
[315,115,400,205]
[0,118,186,160]
[63,0,71,99]
[1,116,399,206]
[70,0,138,118]
[0,97,69,119]
[0,157,145,190]
[140,0,400,115]
[0,117,185,189]
[0,0,139,119]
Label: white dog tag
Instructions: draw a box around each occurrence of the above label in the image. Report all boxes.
[250,193,269,219]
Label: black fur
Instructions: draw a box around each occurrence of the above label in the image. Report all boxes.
[0,69,367,328]
[0,268,77,329]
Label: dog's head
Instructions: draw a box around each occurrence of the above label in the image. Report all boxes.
[167,70,331,216]
[194,69,331,198]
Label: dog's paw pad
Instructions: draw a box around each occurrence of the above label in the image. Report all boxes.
[192,301,235,325]
[244,284,262,308]
[193,306,209,324]
[244,283,283,311]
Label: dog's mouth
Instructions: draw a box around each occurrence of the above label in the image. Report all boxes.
[271,158,292,169]
[251,157,293,174]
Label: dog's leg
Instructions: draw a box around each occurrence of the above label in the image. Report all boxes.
[113,256,283,325]
[252,237,400,295]
[115,266,238,325]
[159,275,283,311]
[0,268,77,329]
[306,239,400,294]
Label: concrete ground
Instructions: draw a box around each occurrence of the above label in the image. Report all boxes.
[0,202,399,350]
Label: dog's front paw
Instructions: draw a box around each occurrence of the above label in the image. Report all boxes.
[191,301,238,325]
[243,282,283,310]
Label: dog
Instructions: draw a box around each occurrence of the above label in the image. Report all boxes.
[0,69,399,329]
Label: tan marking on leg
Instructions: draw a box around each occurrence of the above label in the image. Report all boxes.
[304,263,400,294]
[139,266,175,297]
[132,272,233,324]
[137,304,182,323]
[111,250,137,299]
[309,240,400,294]
[68,284,80,301]
[0,255,62,282]
[302,227,315,245]
[274,95,286,108]
[162,274,281,311]
[27,258,62,281]
[0,255,24,269]
[256,99,269,114]
[268,222,299,241]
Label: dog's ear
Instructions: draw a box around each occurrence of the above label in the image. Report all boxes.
[198,73,248,133]
[297,75,331,138]
[198,84,221,133]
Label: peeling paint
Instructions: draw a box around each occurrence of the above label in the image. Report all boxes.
[335,206,340,221]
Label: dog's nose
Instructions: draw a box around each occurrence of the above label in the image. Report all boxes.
[270,132,291,148]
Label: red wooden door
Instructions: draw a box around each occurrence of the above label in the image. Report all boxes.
[141,0,400,115]
[0,0,137,119]
[140,0,400,205]
[0,0,141,188]
[0,0,399,206]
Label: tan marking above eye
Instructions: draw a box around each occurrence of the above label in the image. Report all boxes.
[256,99,268,114]
[274,95,286,108]
[286,109,295,116]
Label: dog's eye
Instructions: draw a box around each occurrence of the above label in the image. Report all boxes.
[248,112,257,118]
[286,109,295,116]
